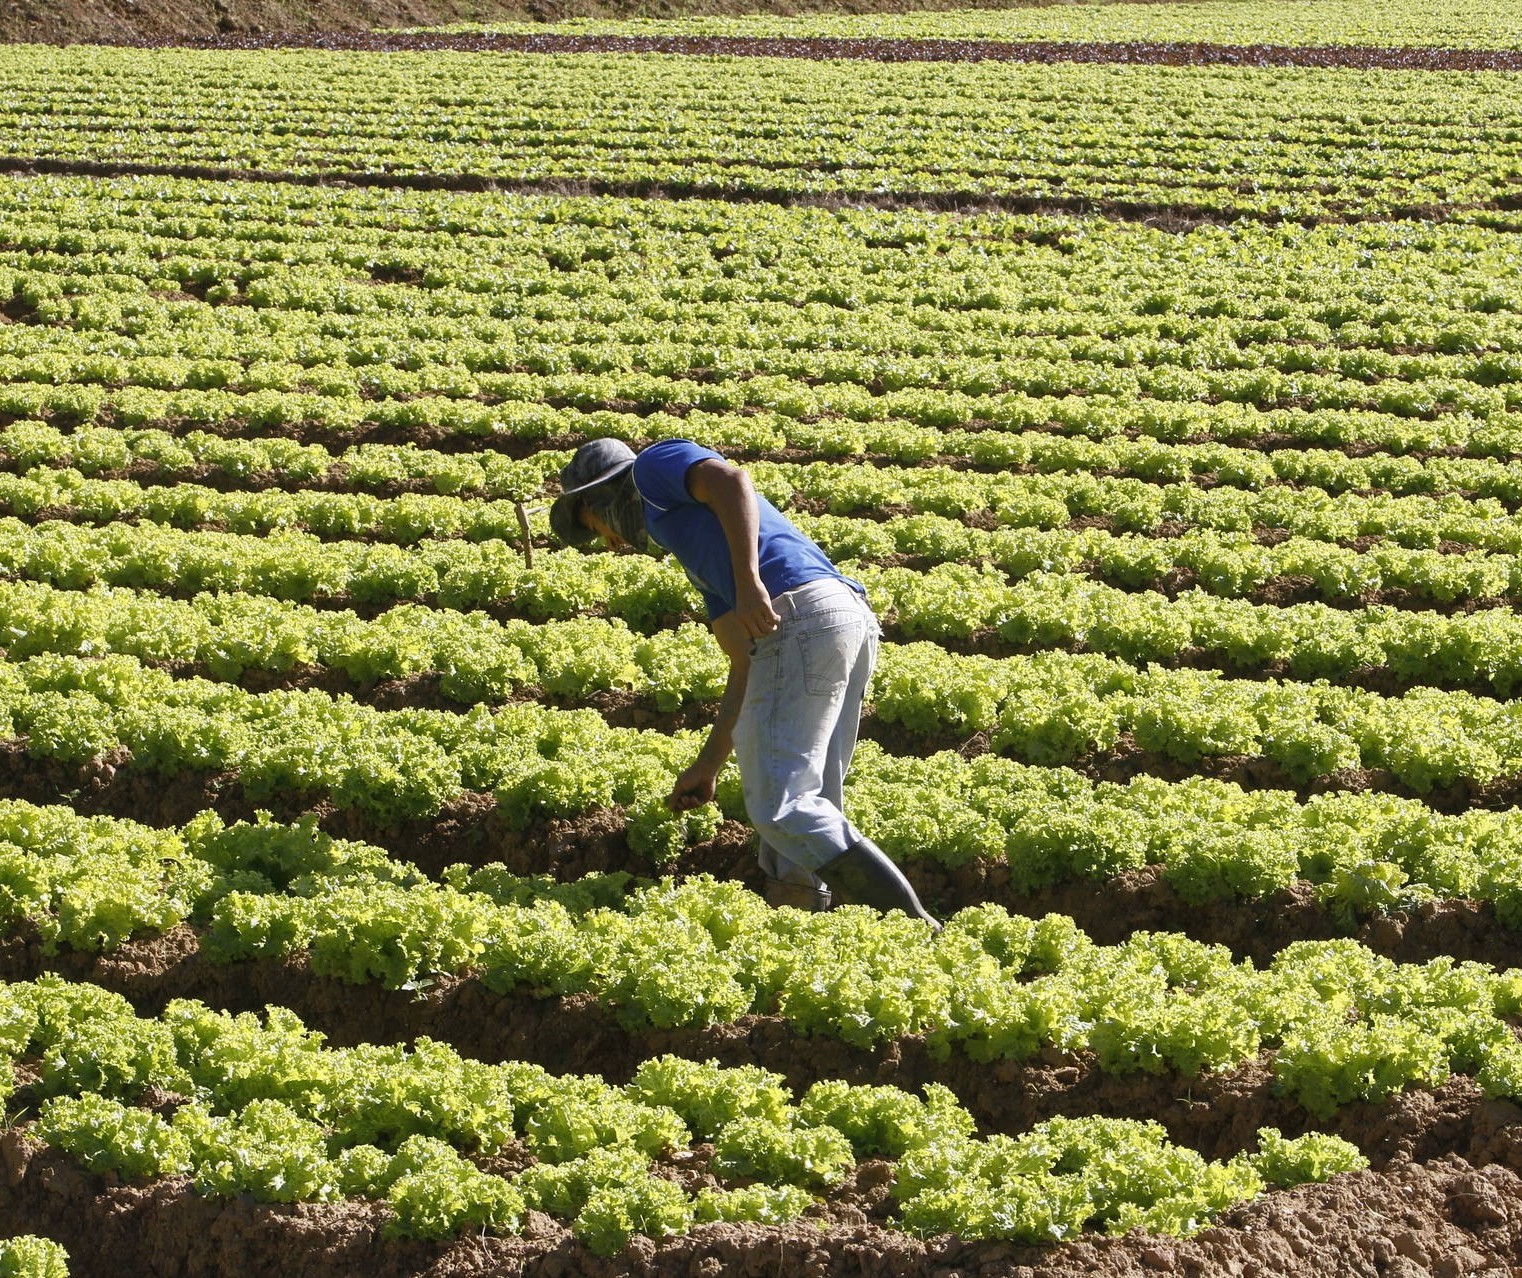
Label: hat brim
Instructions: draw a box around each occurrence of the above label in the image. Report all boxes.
[561,457,634,501]
[548,459,634,546]
[549,493,599,546]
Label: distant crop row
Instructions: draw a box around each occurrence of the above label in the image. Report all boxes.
[6,181,1522,457]
[7,507,1518,624]
[10,418,1522,511]
[4,459,1518,555]
[2,49,1520,220]
[429,0,1522,52]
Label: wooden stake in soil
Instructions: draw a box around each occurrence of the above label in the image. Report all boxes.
[514,501,539,567]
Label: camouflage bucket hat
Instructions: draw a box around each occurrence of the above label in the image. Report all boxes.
[548,438,638,546]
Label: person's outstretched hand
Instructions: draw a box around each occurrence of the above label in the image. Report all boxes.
[667,762,718,812]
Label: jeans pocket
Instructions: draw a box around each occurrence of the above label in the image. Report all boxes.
[749,629,783,661]
[797,615,861,697]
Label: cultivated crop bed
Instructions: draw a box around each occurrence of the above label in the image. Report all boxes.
[0,4,1521,1276]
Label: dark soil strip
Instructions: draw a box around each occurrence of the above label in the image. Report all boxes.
[4,744,1522,970]
[0,155,1493,231]
[27,649,1522,815]
[6,542,1513,626]
[8,922,1522,1171]
[89,30,1522,73]
[130,615,1522,711]
[15,428,1522,514]
[4,1137,1520,1278]
[10,436,1522,509]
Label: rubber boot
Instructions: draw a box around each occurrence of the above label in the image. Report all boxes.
[753,831,833,912]
[818,839,940,929]
[763,877,833,912]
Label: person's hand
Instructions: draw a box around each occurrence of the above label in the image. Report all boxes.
[733,580,780,640]
[667,762,719,812]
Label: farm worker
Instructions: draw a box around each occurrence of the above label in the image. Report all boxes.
[549,437,938,927]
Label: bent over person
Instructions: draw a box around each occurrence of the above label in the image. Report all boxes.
[549,437,938,927]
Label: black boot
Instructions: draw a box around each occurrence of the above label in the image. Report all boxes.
[819,839,939,929]
[763,877,833,912]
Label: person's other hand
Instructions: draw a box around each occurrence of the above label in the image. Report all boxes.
[667,763,718,812]
[733,581,780,640]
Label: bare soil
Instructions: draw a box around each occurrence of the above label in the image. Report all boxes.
[0,0,1216,46]
[2,1134,1522,1278]
[4,742,1522,970]
[96,29,1522,72]
[9,920,1522,1170]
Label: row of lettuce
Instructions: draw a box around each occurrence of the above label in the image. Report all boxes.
[7,564,1522,706]
[5,667,1520,903]
[5,621,1522,810]
[4,186,1522,451]
[4,799,1522,1116]
[5,974,1366,1249]
[5,507,1517,619]
[6,295,1522,440]
[2,50,1520,219]
[7,442,1522,613]
[417,0,1522,50]
[9,418,1522,509]
[8,371,1513,472]
[5,459,1521,554]
[3,629,1522,899]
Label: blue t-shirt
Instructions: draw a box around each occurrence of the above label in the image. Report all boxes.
[632,439,852,620]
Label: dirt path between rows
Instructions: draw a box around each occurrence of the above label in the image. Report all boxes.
[0,155,1494,230]
[2,1138,1519,1278]
[10,919,1522,1168]
[79,31,1522,71]
[4,743,1522,970]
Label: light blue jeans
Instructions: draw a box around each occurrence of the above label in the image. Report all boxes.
[734,576,880,889]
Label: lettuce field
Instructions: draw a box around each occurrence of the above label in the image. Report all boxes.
[1,3,1522,1275]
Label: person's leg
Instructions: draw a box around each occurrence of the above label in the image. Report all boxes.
[822,597,879,812]
[787,588,935,926]
[731,598,834,909]
[736,580,935,926]
[733,581,871,874]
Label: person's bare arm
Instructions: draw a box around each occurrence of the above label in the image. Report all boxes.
[667,612,751,811]
[685,458,780,640]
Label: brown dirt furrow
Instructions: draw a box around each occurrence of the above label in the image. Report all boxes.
[2,1138,1520,1278]
[113,635,1522,718]
[5,550,1508,625]
[12,489,1515,570]
[9,409,1513,476]
[8,449,1522,515]
[3,742,1522,968]
[0,156,1490,231]
[8,924,1522,1171]
[72,31,1522,73]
